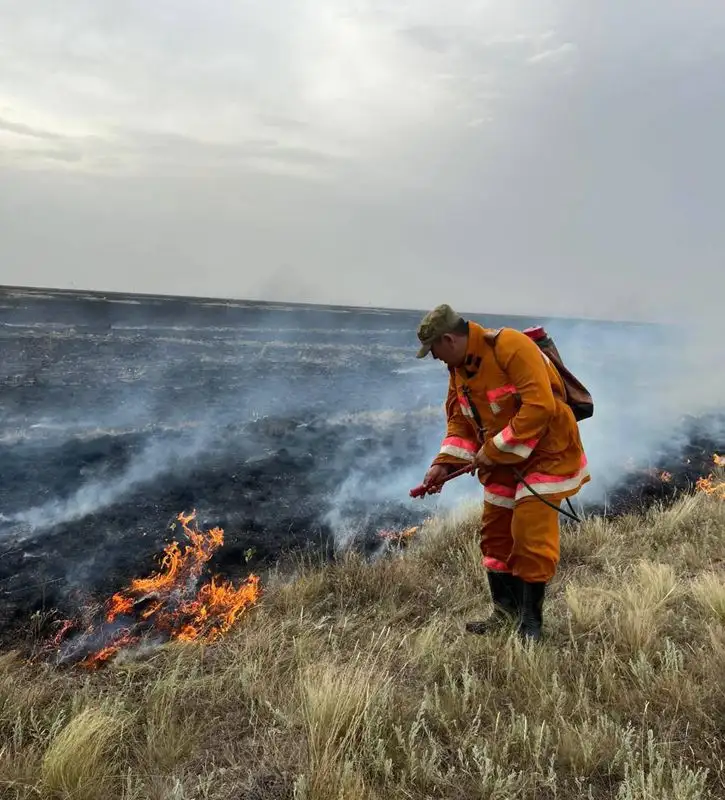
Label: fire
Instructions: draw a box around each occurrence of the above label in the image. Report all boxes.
[696,475,725,499]
[642,466,673,483]
[170,574,261,642]
[695,456,725,499]
[107,593,134,622]
[50,511,261,669]
[49,618,74,647]
[379,525,418,545]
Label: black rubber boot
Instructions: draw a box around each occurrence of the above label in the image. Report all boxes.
[517,581,546,642]
[466,571,521,634]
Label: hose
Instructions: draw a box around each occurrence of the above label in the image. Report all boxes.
[512,467,582,523]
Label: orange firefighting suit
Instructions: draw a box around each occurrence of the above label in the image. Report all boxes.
[431,322,590,583]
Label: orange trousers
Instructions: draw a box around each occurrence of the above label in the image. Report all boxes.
[480,496,561,583]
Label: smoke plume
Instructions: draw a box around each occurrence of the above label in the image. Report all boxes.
[542,316,725,506]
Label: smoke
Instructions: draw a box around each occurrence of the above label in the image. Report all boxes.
[2,287,725,612]
[1,297,431,557]
[6,425,212,536]
[542,315,725,505]
[320,400,481,551]
[321,311,725,543]
[321,422,430,550]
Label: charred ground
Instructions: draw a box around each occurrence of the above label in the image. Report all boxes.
[1,287,723,648]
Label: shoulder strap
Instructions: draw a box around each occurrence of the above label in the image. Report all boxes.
[483,328,504,370]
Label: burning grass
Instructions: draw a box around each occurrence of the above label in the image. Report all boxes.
[41,511,261,670]
[2,470,725,798]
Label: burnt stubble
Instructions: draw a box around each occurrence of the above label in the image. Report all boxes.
[1,287,723,650]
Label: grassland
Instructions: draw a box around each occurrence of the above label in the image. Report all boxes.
[2,477,725,799]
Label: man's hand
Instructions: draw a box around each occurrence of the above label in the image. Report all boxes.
[473,447,494,485]
[474,446,494,471]
[422,464,449,494]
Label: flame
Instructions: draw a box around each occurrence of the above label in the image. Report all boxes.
[696,475,725,499]
[642,466,673,483]
[171,574,262,642]
[83,630,139,670]
[695,455,725,499]
[52,511,261,669]
[107,593,134,622]
[49,619,75,648]
[379,525,418,545]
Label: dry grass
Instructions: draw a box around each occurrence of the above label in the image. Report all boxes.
[2,488,725,799]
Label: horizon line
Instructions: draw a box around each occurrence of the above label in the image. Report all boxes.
[0,283,657,327]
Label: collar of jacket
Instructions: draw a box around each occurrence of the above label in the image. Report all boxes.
[457,321,497,380]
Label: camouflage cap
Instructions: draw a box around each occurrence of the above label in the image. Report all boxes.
[416,303,464,358]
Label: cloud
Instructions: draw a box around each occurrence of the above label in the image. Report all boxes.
[0,117,65,140]
[0,0,575,177]
[0,0,460,176]
[527,42,577,64]
[5,147,83,164]
[0,1,724,321]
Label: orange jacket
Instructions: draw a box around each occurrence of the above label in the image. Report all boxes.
[432,322,590,502]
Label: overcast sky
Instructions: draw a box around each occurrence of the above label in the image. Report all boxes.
[1,1,723,321]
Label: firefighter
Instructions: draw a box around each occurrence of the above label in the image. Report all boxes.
[416,304,590,641]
